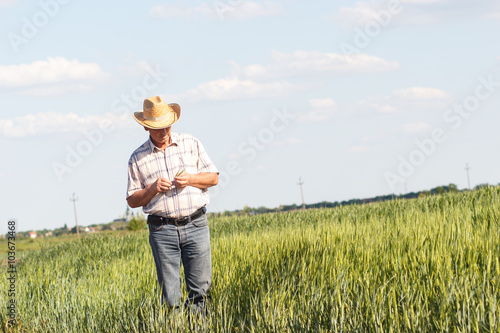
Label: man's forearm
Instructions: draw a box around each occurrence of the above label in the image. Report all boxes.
[127,183,158,208]
[185,172,218,189]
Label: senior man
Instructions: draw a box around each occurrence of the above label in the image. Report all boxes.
[126,96,219,313]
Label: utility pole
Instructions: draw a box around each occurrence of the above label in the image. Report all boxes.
[297,177,306,210]
[465,163,471,190]
[70,192,80,238]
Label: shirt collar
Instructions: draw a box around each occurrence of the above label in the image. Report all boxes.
[147,132,178,152]
[170,132,179,146]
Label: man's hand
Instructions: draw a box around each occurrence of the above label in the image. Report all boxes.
[128,173,218,208]
[174,173,191,188]
[127,177,172,208]
[155,177,172,192]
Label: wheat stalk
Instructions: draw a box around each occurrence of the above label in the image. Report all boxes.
[174,168,185,178]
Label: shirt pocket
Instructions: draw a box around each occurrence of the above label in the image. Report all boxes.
[178,154,198,175]
[139,155,163,187]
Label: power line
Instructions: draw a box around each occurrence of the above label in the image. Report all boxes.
[297,177,305,210]
[465,163,471,190]
[70,192,80,238]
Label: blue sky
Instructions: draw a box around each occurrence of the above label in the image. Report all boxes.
[1,0,500,232]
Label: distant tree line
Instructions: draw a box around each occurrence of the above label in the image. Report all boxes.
[209,183,494,217]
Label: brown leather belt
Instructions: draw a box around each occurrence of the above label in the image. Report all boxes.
[147,207,206,227]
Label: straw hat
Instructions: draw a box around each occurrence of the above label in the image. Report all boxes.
[133,96,181,129]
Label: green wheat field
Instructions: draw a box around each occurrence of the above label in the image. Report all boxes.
[1,187,499,332]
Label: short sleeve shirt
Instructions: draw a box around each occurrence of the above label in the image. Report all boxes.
[127,132,219,218]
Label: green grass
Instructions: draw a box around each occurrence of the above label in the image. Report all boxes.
[0,230,140,261]
[1,187,499,332]
[0,235,75,261]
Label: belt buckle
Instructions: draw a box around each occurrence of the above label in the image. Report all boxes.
[177,216,189,226]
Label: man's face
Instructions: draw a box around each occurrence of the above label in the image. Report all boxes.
[146,126,172,146]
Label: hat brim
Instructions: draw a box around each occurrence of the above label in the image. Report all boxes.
[133,103,181,129]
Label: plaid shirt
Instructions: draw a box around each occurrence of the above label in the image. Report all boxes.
[127,132,219,218]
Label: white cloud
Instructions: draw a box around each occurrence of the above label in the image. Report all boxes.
[168,76,302,102]
[358,86,452,113]
[268,137,303,149]
[403,121,432,133]
[401,0,447,3]
[361,136,378,142]
[150,1,281,20]
[0,57,109,88]
[486,12,500,19]
[20,84,95,97]
[232,51,400,80]
[347,146,371,153]
[0,0,17,9]
[330,0,444,28]
[393,87,451,100]
[150,3,202,19]
[309,98,338,109]
[331,0,463,28]
[227,152,240,160]
[286,137,302,145]
[212,1,281,20]
[298,98,339,122]
[255,164,272,171]
[333,2,381,28]
[166,50,398,103]
[0,112,133,138]
[356,96,396,113]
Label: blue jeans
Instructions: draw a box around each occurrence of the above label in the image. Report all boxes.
[148,213,212,312]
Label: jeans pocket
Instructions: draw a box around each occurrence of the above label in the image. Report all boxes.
[192,215,208,228]
[148,223,164,232]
